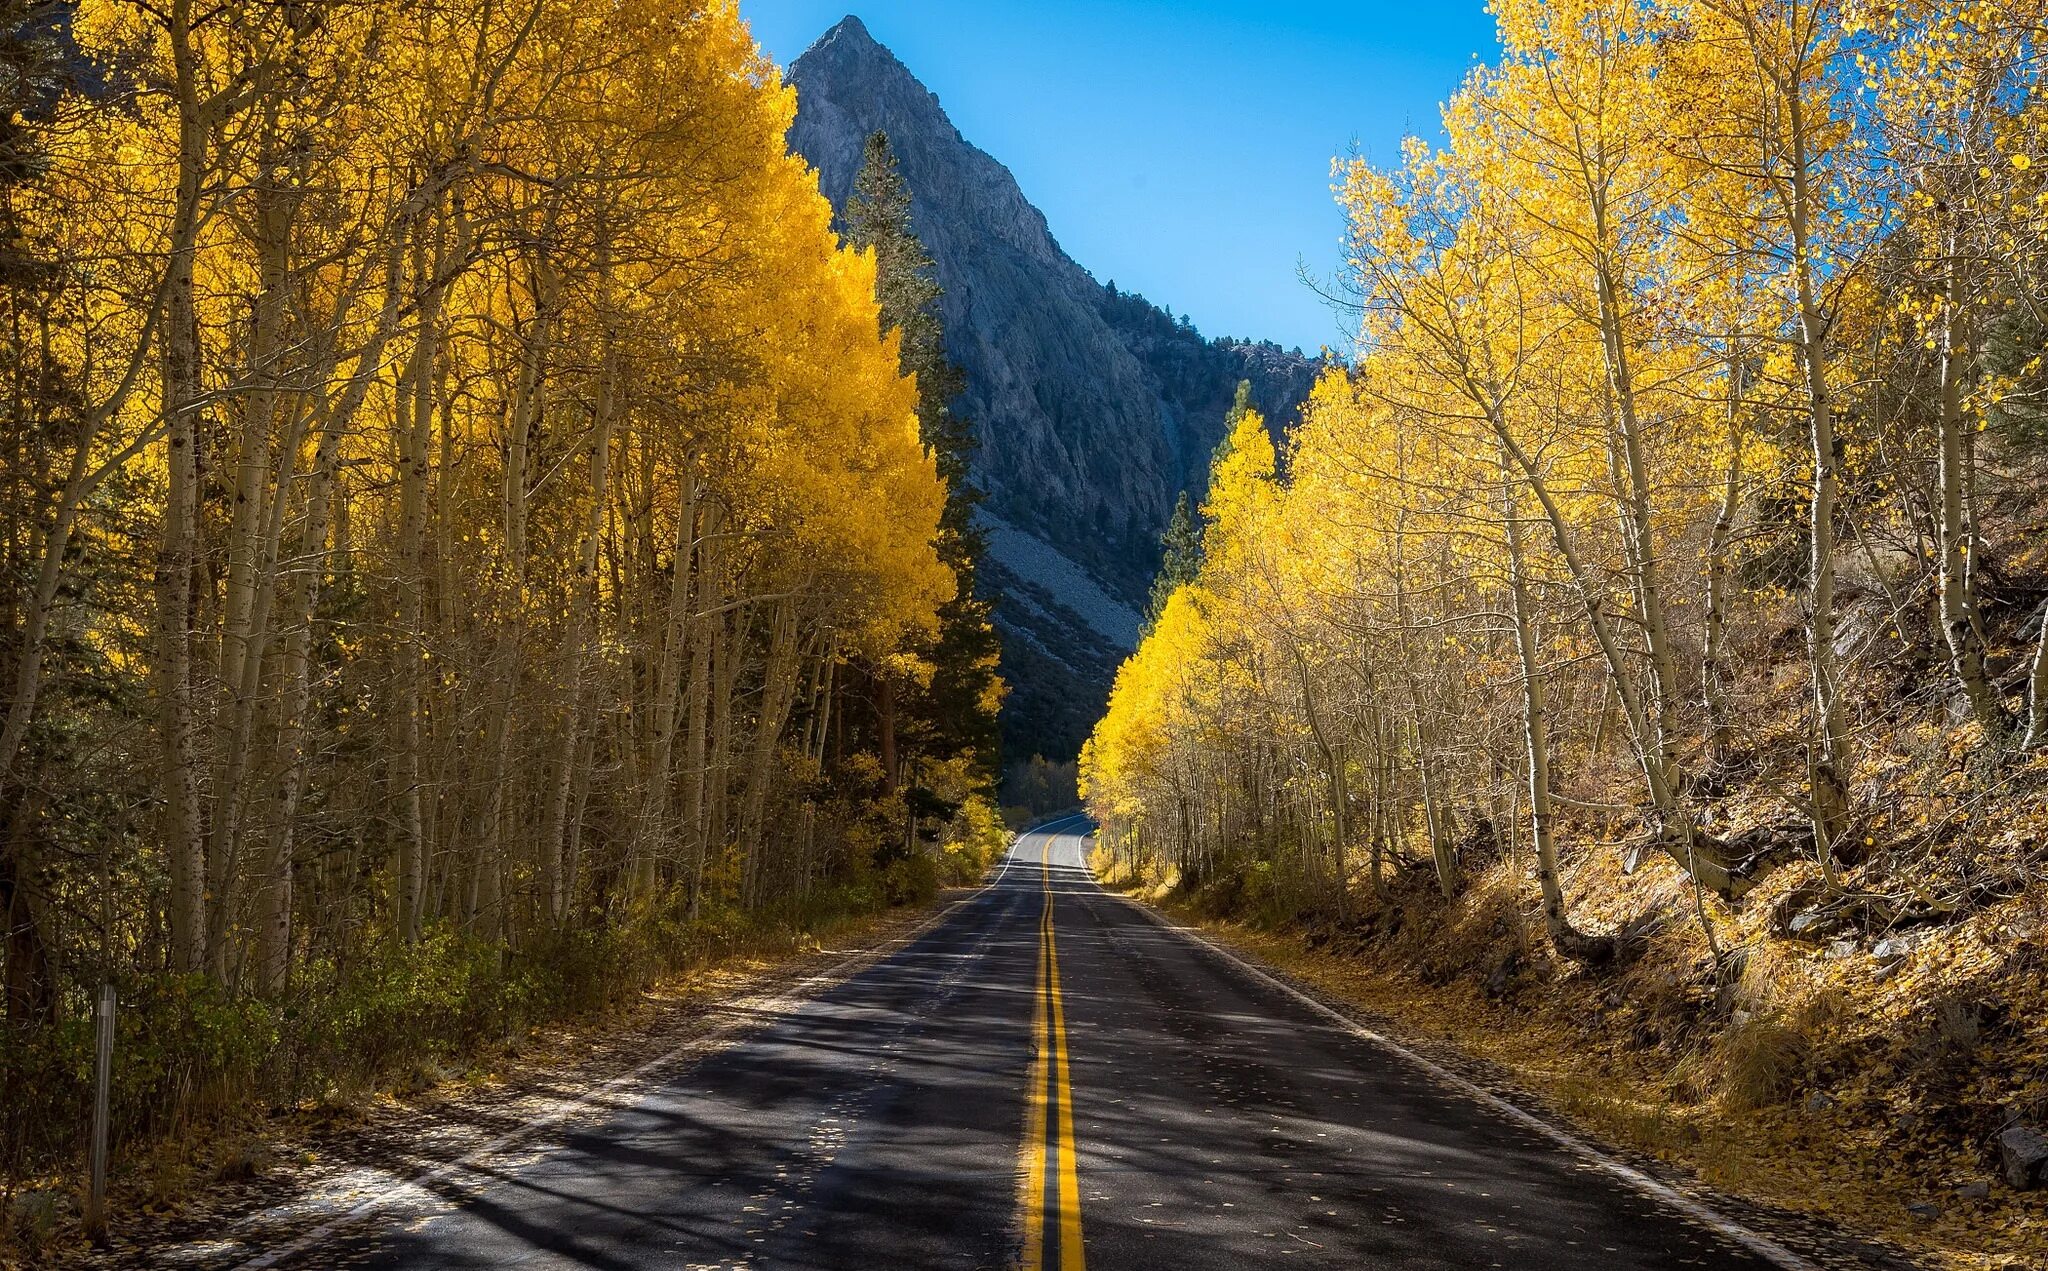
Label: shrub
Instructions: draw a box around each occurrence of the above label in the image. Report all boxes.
[940,793,1011,883]
[883,854,939,906]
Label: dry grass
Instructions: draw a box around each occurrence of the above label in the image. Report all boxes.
[1698,1012,1812,1111]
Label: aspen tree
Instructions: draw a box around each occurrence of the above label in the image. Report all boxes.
[1868,2,2043,745]
[5,0,956,1018]
[1679,0,1861,858]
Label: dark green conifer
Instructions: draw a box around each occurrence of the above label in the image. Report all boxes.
[1143,381,1255,632]
[845,131,1005,788]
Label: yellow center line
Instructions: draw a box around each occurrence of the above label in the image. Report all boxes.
[1021,873,1049,1269]
[1018,846,1085,1270]
[1048,876,1085,1268]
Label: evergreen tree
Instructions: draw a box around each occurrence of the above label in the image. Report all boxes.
[1144,493,1201,633]
[1208,380,1255,468]
[1143,381,1252,632]
[845,131,1005,790]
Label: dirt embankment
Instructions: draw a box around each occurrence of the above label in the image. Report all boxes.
[1102,848,2047,1271]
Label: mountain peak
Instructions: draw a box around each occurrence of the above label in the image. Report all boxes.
[784,19,1319,762]
[823,14,871,42]
[793,13,935,124]
[801,14,886,62]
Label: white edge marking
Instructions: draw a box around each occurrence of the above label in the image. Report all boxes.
[1113,884,1821,1271]
[229,882,1000,1270]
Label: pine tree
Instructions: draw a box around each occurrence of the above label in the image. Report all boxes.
[845,130,1005,789]
[1144,493,1201,633]
[1205,380,1255,476]
[1143,381,1252,632]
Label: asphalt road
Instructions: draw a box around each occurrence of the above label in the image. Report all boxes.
[254,817,1815,1270]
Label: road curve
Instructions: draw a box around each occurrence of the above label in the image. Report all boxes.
[245,817,1825,1270]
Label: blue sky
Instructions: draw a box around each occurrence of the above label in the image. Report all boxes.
[746,2,1498,356]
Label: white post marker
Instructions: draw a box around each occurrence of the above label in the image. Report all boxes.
[85,982,115,1245]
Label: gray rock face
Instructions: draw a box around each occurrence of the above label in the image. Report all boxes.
[786,16,1319,761]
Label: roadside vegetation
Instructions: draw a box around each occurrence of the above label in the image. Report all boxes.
[0,0,1003,1251]
[1084,2,2048,1265]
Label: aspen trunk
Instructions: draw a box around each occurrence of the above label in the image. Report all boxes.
[1934,248,2002,740]
[1592,258,1686,803]
[798,642,831,761]
[1367,707,1388,897]
[1391,498,1457,898]
[1488,414,1745,897]
[1498,463,1608,961]
[682,624,714,920]
[211,160,295,973]
[1783,82,1854,863]
[389,233,450,946]
[1291,646,1346,907]
[477,249,553,942]
[1703,343,1746,771]
[1327,739,1349,901]
[158,0,210,973]
[739,602,805,907]
[252,289,398,992]
[2024,602,2048,750]
[425,355,465,928]
[704,607,739,888]
[1415,724,1458,897]
[1175,793,1193,884]
[538,342,619,924]
[681,518,722,918]
[630,474,699,898]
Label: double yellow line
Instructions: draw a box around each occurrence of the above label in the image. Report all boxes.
[1019,851,1085,1270]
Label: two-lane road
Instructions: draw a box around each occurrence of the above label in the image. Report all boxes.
[250,818,1815,1270]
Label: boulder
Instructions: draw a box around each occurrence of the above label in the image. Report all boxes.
[1998,1125,2048,1189]
[1483,951,1520,1000]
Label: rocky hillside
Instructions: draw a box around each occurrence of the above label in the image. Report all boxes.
[786,16,1319,764]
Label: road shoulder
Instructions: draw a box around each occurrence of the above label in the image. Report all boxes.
[69,895,975,1271]
[1109,888,1932,1271]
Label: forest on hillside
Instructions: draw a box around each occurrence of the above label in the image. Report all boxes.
[0,0,1003,1204]
[1085,0,2048,1232]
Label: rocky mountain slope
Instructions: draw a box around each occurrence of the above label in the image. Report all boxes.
[786,16,1319,764]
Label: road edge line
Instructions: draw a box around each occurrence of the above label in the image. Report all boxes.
[227,885,997,1271]
[1113,893,1823,1271]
